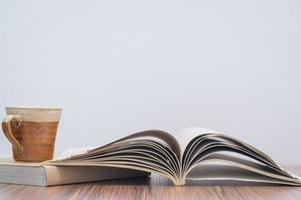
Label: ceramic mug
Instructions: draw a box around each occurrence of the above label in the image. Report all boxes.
[2,107,62,162]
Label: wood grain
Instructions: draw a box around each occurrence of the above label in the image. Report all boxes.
[0,166,300,200]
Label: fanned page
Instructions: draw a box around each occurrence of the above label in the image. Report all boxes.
[48,130,183,184]
[46,129,301,186]
[181,132,301,185]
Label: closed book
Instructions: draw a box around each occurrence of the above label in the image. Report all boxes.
[0,159,149,186]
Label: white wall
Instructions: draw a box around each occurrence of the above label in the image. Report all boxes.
[0,0,300,164]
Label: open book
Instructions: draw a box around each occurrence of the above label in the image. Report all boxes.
[45,128,301,186]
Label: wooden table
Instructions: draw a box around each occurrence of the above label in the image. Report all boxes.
[0,166,300,200]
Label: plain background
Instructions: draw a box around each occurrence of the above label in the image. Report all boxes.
[0,0,300,164]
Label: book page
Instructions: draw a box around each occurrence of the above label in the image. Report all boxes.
[182,133,292,177]
[186,153,301,185]
[60,130,181,160]
[174,127,219,153]
[47,137,182,185]
[186,164,300,185]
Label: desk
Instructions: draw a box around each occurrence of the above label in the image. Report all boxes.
[0,166,300,200]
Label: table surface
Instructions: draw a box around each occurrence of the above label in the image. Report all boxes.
[0,166,300,200]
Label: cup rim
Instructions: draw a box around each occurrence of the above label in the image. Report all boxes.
[6,106,62,111]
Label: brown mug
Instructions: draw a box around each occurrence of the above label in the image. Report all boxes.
[2,107,62,162]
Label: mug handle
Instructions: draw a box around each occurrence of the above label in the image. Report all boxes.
[2,115,24,153]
